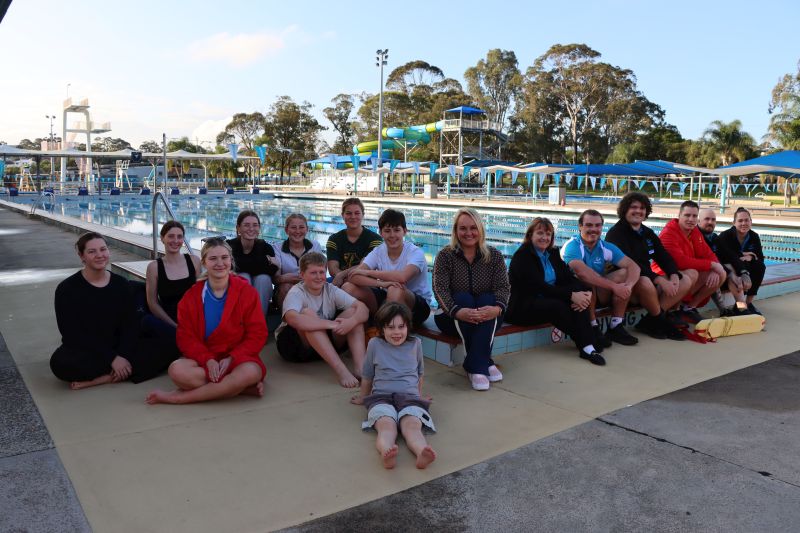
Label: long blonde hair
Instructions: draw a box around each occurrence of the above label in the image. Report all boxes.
[449,207,490,262]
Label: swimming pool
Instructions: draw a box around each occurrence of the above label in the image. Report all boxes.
[9,193,800,265]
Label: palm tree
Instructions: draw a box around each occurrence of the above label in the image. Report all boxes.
[702,120,756,201]
[702,120,755,167]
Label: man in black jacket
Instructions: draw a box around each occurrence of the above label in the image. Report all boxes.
[605,192,694,340]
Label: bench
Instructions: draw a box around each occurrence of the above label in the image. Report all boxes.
[417,268,800,366]
[416,307,645,366]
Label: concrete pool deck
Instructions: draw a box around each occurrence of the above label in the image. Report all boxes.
[1,204,800,532]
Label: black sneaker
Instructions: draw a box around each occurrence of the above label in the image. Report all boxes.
[679,307,703,324]
[592,325,612,349]
[579,350,606,366]
[747,303,762,315]
[606,323,639,345]
[635,314,667,339]
[658,316,686,341]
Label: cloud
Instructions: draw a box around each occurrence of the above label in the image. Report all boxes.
[191,117,233,145]
[187,27,297,67]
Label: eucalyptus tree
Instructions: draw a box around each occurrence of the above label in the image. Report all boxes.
[220,112,266,153]
[464,49,522,127]
[139,140,161,153]
[262,96,324,180]
[525,43,660,164]
[323,94,357,154]
[386,60,445,93]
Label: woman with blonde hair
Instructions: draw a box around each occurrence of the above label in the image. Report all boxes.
[146,237,268,404]
[432,208,510,391]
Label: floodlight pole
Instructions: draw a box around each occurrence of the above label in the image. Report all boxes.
[162,133,167,193]
[376,49,388,187]
[45,114,56,178]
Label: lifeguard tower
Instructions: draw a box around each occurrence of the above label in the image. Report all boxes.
[58,97,111,189]
[439,106,507,166]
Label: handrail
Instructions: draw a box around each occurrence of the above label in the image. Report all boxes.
[151,191,196,259]
[30,190,55,215]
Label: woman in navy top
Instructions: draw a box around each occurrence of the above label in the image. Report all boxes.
[506,218,605,365]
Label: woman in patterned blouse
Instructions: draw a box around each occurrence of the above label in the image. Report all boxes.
[432,208,510,391]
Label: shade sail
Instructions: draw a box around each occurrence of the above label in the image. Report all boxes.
[716,151,800,177]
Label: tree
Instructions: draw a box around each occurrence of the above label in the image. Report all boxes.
[464,49,522,126]
[323,94,356,154]
[90,137,132,151]
[702,119,756,167]
[262,96,324,180]
[167,137,206,153]
[767,60,800,150]
[139,140,161,153]
[219,112,265,153]
[386,60,445,93]
[526,43,658,164]
[16,139,40,150]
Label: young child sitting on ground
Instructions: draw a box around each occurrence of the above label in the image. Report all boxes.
[351,302,437,470]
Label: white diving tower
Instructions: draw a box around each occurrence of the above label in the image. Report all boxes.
[59,97,111,190]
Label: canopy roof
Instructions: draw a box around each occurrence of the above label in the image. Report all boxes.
[0,145,256,161]
[550,163,663,176]
[717,151,800,177]
[445,106,485,115]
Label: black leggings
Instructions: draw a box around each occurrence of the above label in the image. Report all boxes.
[50,337,178,384]
[507,297,594,351]
[744,260,766,297]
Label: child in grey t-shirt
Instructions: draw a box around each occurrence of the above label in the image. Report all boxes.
[351,302,437,470]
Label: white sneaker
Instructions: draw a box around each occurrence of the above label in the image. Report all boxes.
[469,373,490,391]
[488,365,503,382]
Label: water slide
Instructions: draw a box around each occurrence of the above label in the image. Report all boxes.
[353,120,444,156]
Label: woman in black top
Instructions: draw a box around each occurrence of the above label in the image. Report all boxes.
[228,209,279,316]
[717,207,766,314]
[51,232,178,389]
[506,218,605,365]
[143,221,201,338]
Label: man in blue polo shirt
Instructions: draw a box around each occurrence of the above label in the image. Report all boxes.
[561,209,641,346]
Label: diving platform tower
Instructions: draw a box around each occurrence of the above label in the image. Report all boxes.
[59,97,111,187]
[438,106,507,166]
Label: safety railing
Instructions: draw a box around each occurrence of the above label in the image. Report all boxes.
[151,191,196,259]
[30,190,55,215]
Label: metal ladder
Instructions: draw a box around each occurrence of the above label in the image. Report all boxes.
[151,191,197,259]
[30,190,56,215]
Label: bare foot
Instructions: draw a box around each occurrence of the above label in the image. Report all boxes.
[415,446,436,469]
[70,374,113,390]
[381,445,398,469]
[145,389,184,405]
[242,381,265,397]
[336,369,360,388]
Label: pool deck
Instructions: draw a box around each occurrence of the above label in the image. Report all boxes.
[2,200,800,532]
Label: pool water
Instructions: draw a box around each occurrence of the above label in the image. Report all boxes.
[11,193,800,265]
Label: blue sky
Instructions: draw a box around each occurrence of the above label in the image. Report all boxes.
[1,0,798,152]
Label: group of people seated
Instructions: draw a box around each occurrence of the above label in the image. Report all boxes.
[50,193,766,468]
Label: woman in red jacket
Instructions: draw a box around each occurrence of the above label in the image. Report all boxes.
[146,237,268,404]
